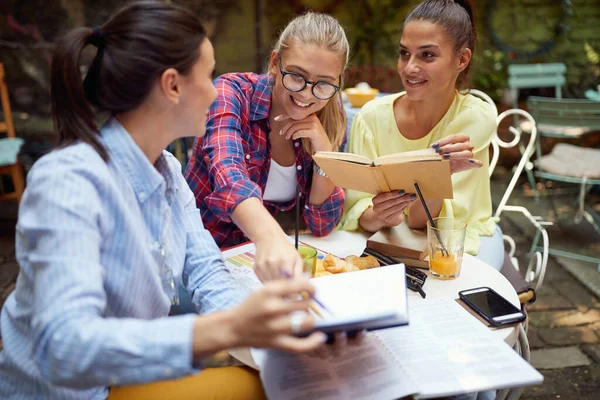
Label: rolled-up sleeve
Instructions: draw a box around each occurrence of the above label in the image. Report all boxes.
[201,77,262,222]
[21,157,199,388]
[303,185,345,237]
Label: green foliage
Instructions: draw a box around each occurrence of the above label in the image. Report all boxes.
[472,49,508,102]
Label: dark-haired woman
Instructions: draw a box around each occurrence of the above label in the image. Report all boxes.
[0,2,334,399]
[340,0,504,272]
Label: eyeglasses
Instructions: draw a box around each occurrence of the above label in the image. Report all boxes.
[278,58,341,100]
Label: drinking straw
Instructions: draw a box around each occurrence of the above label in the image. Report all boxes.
[413,183,449,257]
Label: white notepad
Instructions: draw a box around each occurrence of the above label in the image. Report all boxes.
[309,265,409,335]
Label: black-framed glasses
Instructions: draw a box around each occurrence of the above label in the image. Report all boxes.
[278,58,341,100]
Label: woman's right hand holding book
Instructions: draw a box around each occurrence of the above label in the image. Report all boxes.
[358,190,417,232]
[202,278,328,355]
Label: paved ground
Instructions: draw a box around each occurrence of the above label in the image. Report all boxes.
[1,172,599,398]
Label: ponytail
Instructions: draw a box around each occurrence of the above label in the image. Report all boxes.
[51,27,108,161]
[50,1,207,162]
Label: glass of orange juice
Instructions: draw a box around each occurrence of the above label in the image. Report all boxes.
[298,245,317,277]
[427,217,467,280]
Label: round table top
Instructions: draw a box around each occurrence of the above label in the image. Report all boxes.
[299,230,520,345]
[230,230,520,369]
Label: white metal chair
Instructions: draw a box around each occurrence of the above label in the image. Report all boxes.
[468,89,550,295]
[469,89,548,400]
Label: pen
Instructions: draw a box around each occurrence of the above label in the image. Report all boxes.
[281,270,331,318]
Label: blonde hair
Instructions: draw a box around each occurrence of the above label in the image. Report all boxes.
[273,12,349,153]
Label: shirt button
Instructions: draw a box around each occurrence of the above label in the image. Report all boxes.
[296,165,302,171]
[294,142,300,147]
[245,154,250,160]
[110,376,119,386]
[164,368,173,377]
[139,191,146,200]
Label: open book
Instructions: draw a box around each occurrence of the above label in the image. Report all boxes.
[252,299,543,400]
[313,148,453,198]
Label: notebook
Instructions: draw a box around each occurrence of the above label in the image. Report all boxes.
[307,265,409,335]
[222,241,409,336]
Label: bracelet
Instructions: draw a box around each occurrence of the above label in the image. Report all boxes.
[313,163,328,177]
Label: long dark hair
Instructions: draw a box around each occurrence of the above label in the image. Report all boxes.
[403,0,476,89]
[51,1,207,161]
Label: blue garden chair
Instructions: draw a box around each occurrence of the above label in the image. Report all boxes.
[527,96,600,271]
[508,63,567,200]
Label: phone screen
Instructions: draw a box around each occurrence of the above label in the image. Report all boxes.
[461,287,521,319]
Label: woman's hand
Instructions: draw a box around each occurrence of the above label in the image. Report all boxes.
[228,279,327,353]
[431,133,483,174]
[254,234,304,281]
[275,114,332,153]
[359,191,416,232]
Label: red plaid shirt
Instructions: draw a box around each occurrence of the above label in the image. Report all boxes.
[184,73,345,248]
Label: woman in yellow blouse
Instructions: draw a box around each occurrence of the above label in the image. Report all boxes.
[339,0,503,271]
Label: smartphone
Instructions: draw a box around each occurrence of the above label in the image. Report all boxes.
[459,287,526,327]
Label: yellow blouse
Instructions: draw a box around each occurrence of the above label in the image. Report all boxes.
[338,91,497,256]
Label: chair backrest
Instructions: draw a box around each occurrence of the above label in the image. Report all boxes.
[526,96,600,130]
[492,109,538,219]
[0,63,16,139]
[508,63,566,97]
[466,89,503,175]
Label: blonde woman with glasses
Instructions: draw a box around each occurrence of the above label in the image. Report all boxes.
[185,12,349,282]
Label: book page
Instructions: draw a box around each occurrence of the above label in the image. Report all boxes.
[374,148,439,165]
[376,298,543,399]
[251,335,419,400]
[310,265,408,324]
[314,151,373,165]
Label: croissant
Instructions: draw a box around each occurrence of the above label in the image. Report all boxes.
[346,255,380,270]
[323,254,347,274]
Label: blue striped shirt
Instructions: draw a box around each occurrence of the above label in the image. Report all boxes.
[0,118,246,399]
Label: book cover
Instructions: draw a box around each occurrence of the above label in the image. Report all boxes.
[313,148,453,199]
[367,223,428,260]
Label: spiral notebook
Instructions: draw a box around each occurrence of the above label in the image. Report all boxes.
[252,298,543,400]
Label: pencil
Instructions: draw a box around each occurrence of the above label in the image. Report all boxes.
[300,292,325,318]
[281,271,330,319]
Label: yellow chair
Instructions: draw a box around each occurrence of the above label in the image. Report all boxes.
[0,63,25,204]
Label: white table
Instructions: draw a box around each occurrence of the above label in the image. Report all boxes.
[230,230,521,370]
[299,230,520,346]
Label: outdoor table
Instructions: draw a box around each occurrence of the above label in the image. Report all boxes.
[229,230,521,370]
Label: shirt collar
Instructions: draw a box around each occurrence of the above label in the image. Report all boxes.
[100,117,167,203]
[248,74,273,122]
